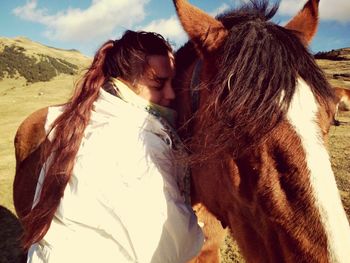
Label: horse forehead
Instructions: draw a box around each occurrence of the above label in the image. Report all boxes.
[287,78,332,131]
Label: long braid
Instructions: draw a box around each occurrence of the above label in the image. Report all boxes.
[21,41,114,249]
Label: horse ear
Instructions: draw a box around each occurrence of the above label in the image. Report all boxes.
[173,0,228,55]
[285,0,320,45]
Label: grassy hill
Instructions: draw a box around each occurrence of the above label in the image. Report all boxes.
[0,36,90,69]
[0,37,91,84]
[0,38,349,262]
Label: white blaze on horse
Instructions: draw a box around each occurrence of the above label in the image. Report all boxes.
[13,0,350,262]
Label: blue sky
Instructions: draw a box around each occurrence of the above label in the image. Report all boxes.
[1,0,349,57]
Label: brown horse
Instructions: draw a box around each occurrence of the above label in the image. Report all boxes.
[172,0,350,262]
[13,1,350,263]
[333,86,350,125]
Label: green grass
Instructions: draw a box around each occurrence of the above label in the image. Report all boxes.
[0,75,77,213]
[329,111,350,219]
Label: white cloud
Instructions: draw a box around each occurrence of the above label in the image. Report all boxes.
[278,0,350,23]
[277,0,304,16]
[13,0,150,42]
[210,3,230,17]
[12,0,55,24]
[319,1,350,22]
[138,16,188,49]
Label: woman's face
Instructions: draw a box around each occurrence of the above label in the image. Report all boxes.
[135,53,176,107]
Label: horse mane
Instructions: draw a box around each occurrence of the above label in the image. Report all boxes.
[178,0,335,161]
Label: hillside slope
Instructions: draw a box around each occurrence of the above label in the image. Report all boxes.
[0,36,91,83]
[315,47,350,88]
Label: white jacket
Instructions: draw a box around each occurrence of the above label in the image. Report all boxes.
[28,87,204,263]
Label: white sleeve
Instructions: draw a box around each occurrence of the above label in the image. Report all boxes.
[145,134,204,263]
[31,105,64,209]
[124,131,203,263]
[31,163,46,209]
[104,132,204,263]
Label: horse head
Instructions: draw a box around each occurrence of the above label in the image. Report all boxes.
[173,0,350,262]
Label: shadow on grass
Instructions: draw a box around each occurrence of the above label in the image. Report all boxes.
[0,206,26,263]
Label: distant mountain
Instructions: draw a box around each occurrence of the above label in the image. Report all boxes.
[314,47,350,61]
[0,36,91,83]
[315,47,350,88]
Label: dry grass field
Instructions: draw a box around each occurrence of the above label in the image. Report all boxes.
[0,39,349,262]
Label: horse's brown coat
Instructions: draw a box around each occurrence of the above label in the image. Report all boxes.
[332,87,350,125]
[172,0,342,262]
[334,87,350,111]
[13,108,48,220]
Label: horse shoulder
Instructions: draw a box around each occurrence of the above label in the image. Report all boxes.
[336,87,350,109]
[14,107,49,165]
[13,107,49,219]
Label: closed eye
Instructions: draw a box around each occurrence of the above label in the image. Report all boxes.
[152,85,164,91]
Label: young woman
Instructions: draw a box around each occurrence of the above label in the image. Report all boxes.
[23,30,204,262]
